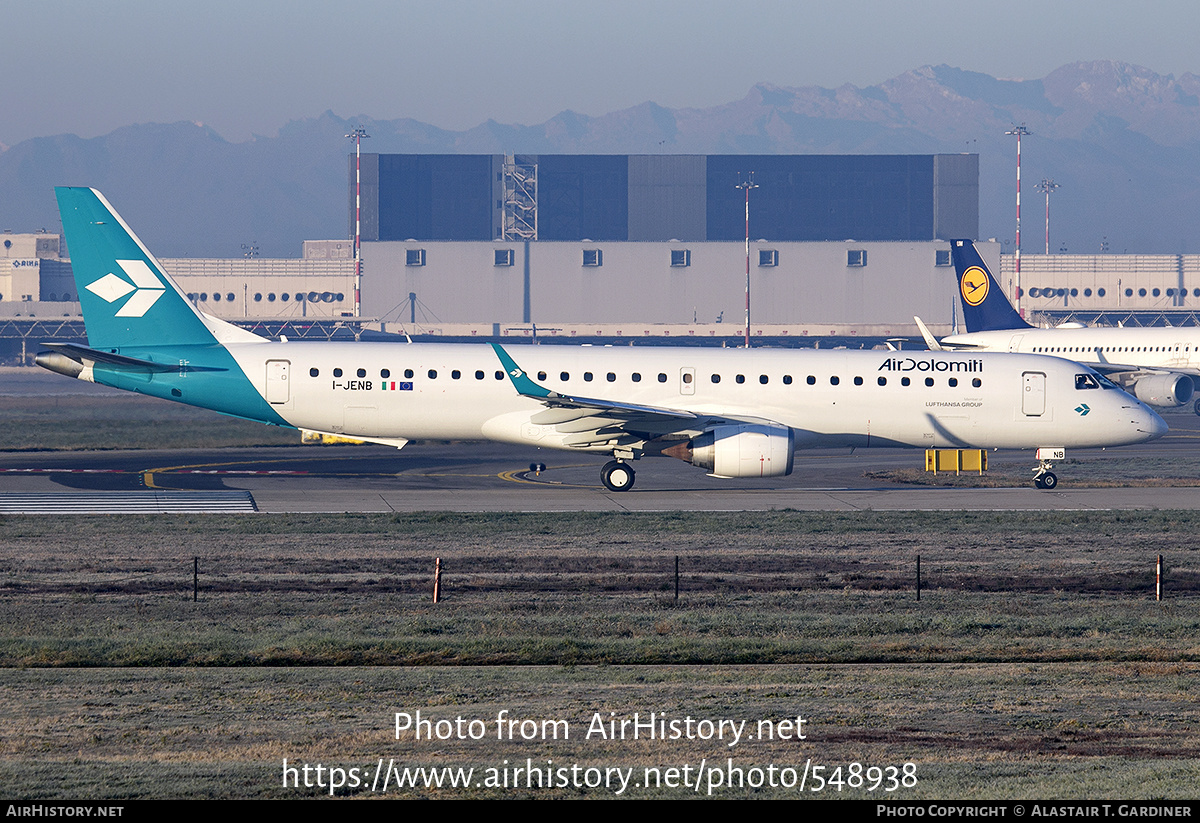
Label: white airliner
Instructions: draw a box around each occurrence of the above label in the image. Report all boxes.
[36,189,1166,492]
[932,240,1200,415]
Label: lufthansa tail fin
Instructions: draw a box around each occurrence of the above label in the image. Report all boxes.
[949,239,1032,333]
[56,187,264,351]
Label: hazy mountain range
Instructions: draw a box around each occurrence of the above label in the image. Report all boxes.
[2,60,1199,258]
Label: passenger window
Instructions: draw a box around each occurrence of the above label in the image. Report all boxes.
[404,369,414,379]
[428,369,437,379]
[853,376,863,386]
[475,370,485,380]
[901,377,911,386]
[608,372,617,382]
[560,372,570,381]
[658,373,668,383]
[783,375,792,385]
[972,378,982,388]
[538,371,547,380]
[949,378,958,387]
[711,374,721,384]
[830,376,840,386]
[925,377,934,387]
[584,372,593,382]
[333,368,343,378]
[632,373,641,382]
[309,368,319,377]
[357,368,366,378]
[736,375,746,384]
[759,375,768,384]
[452,370,461,379]
[381,369,390,378]
[877,377,886,386]
[495,371,504,380]
[806,375,816,385]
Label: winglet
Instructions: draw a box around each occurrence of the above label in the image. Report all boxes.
[913,316,944,351]
[491,343,553,399]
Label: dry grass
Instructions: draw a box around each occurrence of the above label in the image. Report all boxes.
[2,512,1199,797]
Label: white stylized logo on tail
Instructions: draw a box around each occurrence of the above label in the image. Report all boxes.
[85,260,166,317]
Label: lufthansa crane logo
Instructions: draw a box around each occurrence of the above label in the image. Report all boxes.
[85,260,166,318]
[960,266,989,306]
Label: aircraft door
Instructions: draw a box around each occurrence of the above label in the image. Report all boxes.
[680,367,696,396]
[1022,371,1046,416]
[266,360,291,404]
[1008,333,1026,353]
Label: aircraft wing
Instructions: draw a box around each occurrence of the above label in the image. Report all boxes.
[490,343,773,450]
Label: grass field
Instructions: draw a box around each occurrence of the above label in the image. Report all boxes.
[2,511,1198,798]
[0,393,300,451]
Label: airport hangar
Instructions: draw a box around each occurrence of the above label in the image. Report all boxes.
[6,153,1200,359]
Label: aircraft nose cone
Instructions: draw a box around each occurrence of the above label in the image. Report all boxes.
[1140,407,1168,440]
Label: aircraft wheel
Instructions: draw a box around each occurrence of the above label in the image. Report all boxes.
[1194,398,1200,416]
[1036,472,1058,491]
[600,460,635,492]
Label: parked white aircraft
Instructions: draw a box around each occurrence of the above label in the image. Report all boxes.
[37,189,1166,491]
[934,240,1200,415]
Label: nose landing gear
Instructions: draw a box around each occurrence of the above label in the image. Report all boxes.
[1032,447,1063,490]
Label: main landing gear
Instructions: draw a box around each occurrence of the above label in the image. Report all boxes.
[1032,447,1062,490]
[600,460,636,492]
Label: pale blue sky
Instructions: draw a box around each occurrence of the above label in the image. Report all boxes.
[4,0,1199,146]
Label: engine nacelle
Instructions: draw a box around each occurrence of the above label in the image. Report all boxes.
[1130,373,1194,408]
[679,424,795,478]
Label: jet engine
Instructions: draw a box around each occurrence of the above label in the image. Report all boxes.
[1130,373,1194,408]
[664,424,795,478]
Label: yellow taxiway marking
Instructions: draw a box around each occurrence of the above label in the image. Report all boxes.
[141,457,302,489]
[498,464,595,488]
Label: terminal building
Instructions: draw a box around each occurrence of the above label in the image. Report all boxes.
[356,152,985,335]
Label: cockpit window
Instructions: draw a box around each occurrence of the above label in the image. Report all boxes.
[1075,373,1100,390]
[1094,373,1120,391]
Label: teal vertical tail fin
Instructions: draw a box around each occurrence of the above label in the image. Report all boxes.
[56,187,263,351]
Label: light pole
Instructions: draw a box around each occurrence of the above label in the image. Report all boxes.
[1037,179,1059,255]
[1006,125,1030,315]
[735,175,758,348]
[346,127,370,319]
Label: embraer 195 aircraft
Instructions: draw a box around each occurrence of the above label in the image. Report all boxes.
[36,189,1166,491]
[936,239,1200,416]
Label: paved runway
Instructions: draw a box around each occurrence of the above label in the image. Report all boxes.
[3,414,1200,511]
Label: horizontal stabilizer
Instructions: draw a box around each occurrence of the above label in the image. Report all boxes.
[39,343,226,374]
